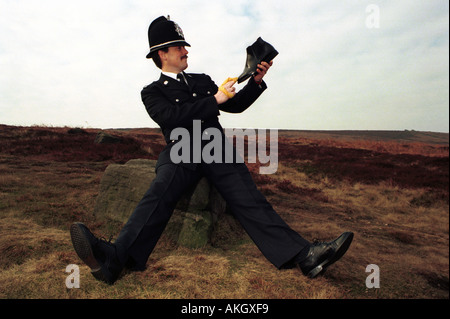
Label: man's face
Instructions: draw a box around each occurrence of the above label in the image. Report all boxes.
[160,46,189,73]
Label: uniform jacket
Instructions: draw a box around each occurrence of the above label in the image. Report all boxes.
[141,72,267,171]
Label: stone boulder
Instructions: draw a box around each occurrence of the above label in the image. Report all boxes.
[94,131,123,144]
[93,159,243,248]
[67,127,88,135]
[93,159,158,223]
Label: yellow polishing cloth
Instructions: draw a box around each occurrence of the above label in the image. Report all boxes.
[221,77,238,86]
[219,77,238,98]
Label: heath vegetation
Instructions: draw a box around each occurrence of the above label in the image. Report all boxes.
[0,125,448,299]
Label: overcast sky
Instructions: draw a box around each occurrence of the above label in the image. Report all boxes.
[1,0,448,132]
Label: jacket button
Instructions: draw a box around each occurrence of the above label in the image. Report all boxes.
[175,99,179,102]
[164,80,169,85]
[207,91,211,95]
[192,93,197,97]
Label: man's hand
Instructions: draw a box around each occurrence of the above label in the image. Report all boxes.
[253,61,273,83]
[215,79,236,104]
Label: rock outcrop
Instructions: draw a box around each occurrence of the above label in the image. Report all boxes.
[94,131,123,144]
[93,159,243,248]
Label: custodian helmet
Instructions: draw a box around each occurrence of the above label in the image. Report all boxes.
[146,16,190,59]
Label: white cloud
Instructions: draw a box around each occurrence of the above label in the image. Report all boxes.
[0,0,448,132]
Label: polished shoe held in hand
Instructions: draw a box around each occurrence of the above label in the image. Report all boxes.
[237,37,279,83]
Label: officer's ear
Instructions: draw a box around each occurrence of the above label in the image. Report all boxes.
[158,48,170,62]
[150,47,169,70]
[158,49,166,61]
[156,48,170,68]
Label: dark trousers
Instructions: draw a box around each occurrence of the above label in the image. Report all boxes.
[115,161,310,270]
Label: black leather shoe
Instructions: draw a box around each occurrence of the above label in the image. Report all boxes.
[298,232,354,278]
[237,37,279,83]
[70,222,123,284]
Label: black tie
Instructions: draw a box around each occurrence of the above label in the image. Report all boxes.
[177,73,188,86]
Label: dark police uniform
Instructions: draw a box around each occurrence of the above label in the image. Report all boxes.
[113,72,311,271]
[70,16,353,284]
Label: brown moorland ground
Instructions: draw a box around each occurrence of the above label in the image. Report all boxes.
[0,124,448,299]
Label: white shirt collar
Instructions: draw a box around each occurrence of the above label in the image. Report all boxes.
[162,71,179,81]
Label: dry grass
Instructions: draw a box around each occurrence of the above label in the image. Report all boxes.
[0,125,448,299]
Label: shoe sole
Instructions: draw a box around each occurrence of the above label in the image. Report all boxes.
[307,232,354,278]
[70,222,101,272]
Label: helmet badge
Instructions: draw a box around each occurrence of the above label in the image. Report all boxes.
[174,22,184,38]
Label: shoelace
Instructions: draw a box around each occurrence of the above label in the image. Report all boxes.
[96,235,114,246]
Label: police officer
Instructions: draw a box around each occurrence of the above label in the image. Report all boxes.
[70,16,354,285]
